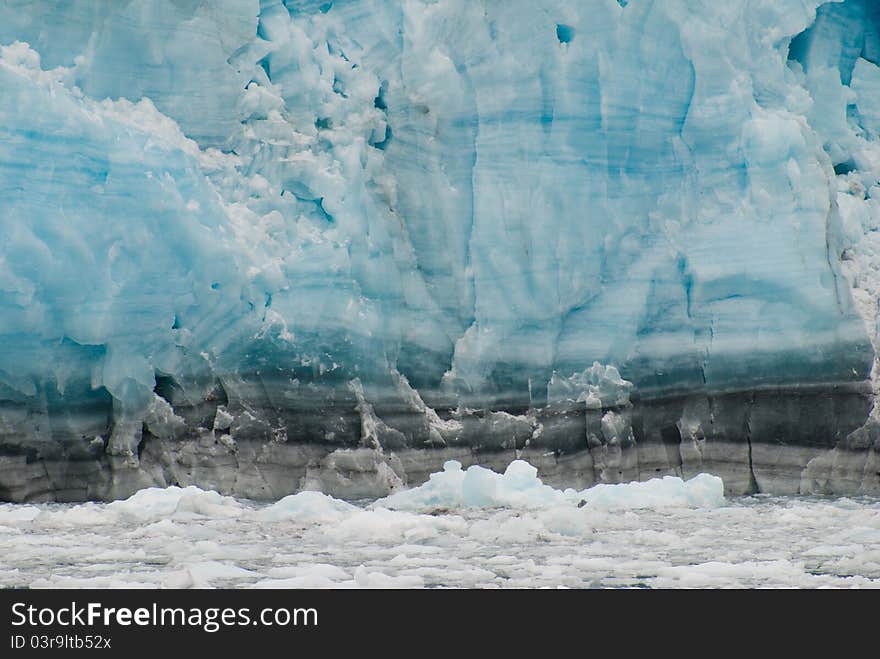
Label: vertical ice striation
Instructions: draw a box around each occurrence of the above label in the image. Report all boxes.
[0,0,877,500]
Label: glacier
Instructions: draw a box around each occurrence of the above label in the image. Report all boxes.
[1,0,880,501]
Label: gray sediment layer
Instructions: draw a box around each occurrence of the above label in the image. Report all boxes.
[1,379,877,502]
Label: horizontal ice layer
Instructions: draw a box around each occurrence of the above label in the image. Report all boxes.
[1,0,879,499]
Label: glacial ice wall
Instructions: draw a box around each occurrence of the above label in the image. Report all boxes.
[1,0,880,499]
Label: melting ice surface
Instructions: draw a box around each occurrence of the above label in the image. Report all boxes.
[1,461,878,589]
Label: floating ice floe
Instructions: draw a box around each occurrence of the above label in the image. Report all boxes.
[375,460,725,511]
[256,490,358,523]
[1,467,878,589]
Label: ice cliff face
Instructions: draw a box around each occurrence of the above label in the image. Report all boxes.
[1,0,879,501]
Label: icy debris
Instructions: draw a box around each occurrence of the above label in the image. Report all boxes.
[326,507,468,544]
[143,393,187,440]
[105,486,245,523]
[29,486,247,527]
[217,433,236,449]
[600,410,632,444]
[353,565,424,588]
[179,561,258,588]
[348,378,407,450]
[12,458,723,535]
[579,473,725,510]
[249,564,423,588]
[250,575,354,589]
[264,564,350,581]
[213,406,234,431]
[300,448,405,498]
[391,369,462,441]
[376,459,724,511]
[256,490,357,523]
[547,362,634,409]
[3,491,878,589]
[0,505,41,524]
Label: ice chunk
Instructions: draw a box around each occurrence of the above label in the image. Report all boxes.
[106,486,244,522]
[377,459,724,511]
[373,460,468,510]
[547,362,634,409]
[256,491,358,523]
[0,505,41,524]
[352,565,424,589]
[578,473,725,510]
[143,393,187,440]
